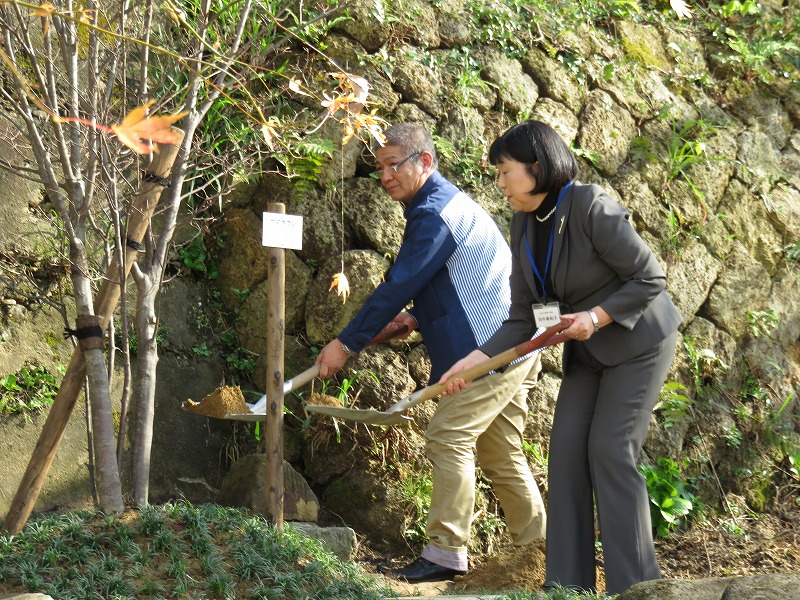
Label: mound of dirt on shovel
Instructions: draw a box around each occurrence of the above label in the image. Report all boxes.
[182,386,250,419]
[306,391,345,407]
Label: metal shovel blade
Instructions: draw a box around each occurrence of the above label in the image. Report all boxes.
[219,364,322,421]
[299,404,414,425]
[222,413,270,422]
[304,319,571,426]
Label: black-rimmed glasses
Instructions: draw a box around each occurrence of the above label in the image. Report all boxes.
[371,151,421,178]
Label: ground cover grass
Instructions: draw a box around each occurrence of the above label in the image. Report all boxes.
[0,502,393,600]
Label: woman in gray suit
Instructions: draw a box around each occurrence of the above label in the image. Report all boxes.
[440,120,682,595]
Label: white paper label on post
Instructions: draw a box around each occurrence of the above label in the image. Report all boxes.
[262,213,303,250]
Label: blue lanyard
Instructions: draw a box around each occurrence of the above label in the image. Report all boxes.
[523,182,572,298]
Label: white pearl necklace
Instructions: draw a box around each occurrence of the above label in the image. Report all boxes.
[535,205,557,222]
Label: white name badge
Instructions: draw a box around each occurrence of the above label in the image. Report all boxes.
[532,302,561,328]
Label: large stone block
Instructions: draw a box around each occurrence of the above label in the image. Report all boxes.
[217,454,319,522]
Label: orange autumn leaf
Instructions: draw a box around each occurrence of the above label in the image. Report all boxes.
[110,100,188,155]
[329,272,350,304]
[77,8,96,24]
[350,110,387,146]
[342,122,355,145]
[30,2,57,18]
[320,92,358,115]
[30,2,57,35]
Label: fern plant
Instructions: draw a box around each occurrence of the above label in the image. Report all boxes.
[276,138,336,192]
[684,338,729,400]
[655,381,693,430]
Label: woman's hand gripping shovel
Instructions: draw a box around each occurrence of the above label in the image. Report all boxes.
[304,318,572,426]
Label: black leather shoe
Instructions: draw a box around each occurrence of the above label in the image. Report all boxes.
[379,557,466,582]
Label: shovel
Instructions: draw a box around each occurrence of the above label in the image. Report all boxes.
[223,322,411,421]
[304,318,572,426]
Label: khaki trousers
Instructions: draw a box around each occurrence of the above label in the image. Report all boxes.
[420,356,546,572]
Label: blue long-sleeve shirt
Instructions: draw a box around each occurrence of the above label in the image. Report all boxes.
[339,172,514,382]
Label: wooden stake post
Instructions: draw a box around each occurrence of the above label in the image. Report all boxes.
[3,130,185,534]
[264,203,287,529]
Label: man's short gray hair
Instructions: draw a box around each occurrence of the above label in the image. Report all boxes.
[375,122,438,169]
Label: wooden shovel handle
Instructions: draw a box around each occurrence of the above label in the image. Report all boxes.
[369,322,409,344]
[287,323,410,394]
[386,318,572,413]
[284,364,321,393]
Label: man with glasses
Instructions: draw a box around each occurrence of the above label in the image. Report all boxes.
[315,122,545,583]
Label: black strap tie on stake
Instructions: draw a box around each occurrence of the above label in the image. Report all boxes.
[126,238,144,251]
[142,170,171,187]
[63,325,104,340]
[66,314,105,351]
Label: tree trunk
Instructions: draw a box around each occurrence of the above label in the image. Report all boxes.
[84,348,125,513]
[130,267,159,506]
[70,241,124,514]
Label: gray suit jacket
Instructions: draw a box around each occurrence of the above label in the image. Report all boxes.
[481,182,682,366]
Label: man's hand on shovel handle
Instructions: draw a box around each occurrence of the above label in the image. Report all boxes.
[379,312,416,340]
[316,339,351,378]
[317,318,414,378]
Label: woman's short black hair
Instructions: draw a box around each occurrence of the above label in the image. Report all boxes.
[489,120,578,194]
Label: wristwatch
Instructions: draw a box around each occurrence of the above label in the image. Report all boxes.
[587,309,600,333]
[339,340,354,354]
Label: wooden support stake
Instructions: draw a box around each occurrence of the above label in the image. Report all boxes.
[2,130,185,534]
[265,203,286,529]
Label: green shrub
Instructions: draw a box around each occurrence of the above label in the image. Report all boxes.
[0,364,66,415]
[641,457,701,537]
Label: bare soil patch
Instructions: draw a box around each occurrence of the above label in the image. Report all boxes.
[655,512,800,580]
[367,510,800,597]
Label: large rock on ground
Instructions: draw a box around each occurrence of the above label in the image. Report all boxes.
[322,465,408,553]
[619,572,800,600]
[287,522,357,561]
[217,454,319,522]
